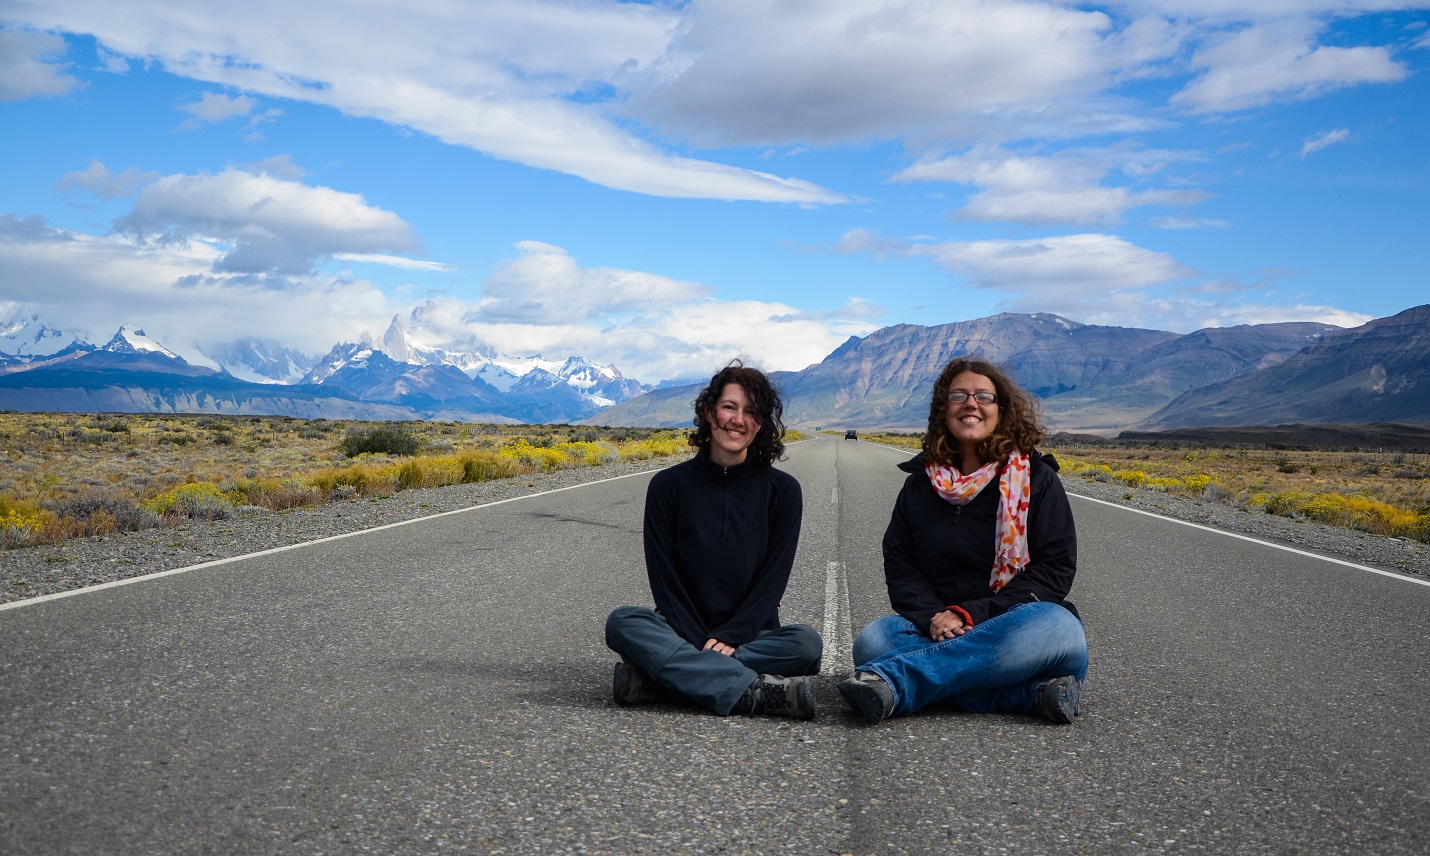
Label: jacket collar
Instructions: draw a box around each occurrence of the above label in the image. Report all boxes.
[694,448,757,480]
[898,449,1059,474]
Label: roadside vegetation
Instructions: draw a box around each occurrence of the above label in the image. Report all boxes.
[0,413,693,550]
[833,430,1430,544]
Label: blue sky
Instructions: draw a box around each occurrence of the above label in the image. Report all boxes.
[1,0,1427,383]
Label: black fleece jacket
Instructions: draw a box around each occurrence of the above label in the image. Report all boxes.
[643,451,803,647]
[882,451,1079,633]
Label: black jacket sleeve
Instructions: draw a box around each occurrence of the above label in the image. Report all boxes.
[642,471,707,645]
[882,482,951,632]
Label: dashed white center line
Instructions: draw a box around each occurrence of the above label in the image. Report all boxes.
[822,559,852,675]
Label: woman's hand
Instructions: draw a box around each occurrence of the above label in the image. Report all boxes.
[703,638,737,656]
[929,609,967,641]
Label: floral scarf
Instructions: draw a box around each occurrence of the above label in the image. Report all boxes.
[925,451,1032,592]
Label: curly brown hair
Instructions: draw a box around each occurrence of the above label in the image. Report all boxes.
[690,361,787,469]
[922,357,1045,467]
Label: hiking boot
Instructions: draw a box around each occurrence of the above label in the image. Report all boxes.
[612,658,663,705]
[838,670,894,724]
[733,674,816,719]
[1033,676,1083,724]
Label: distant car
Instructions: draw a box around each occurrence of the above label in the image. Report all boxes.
[844,429,858,440]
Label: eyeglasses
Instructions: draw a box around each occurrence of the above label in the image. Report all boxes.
[947,391,998,405]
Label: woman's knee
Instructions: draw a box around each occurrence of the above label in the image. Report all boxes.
[786,623,824,663]
[1024,603,1088,674]
[852,614,914,665]
[605,605,655,647]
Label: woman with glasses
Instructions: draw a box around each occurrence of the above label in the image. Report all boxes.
[838,357,1088,725]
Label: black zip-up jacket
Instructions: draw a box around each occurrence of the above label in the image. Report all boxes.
[643,451,803,647]
[882,451,1078,633]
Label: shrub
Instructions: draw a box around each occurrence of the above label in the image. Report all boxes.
[307,463,395,497]
[555,441,618,467]
[1201,483,1234,503]
[397,457,463,490]
[618,432,688,461]
[499,438,567,471]
[227,477,324,511]
[339,425,421,457]
[144,482,235,520]
[459,450,523,483]
[1116,469,1148,488]
[52,497,161,534]
[0,499,44,548]
[1180,474,1213,493]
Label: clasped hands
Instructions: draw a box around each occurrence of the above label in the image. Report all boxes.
[703,638,737,656]
[929,609,968,641]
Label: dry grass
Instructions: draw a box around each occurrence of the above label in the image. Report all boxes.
[844,430,1430,543]
[0,413,690,548]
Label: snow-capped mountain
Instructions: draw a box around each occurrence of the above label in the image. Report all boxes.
[101,326,186,361]
[554,356,647,407]
[370,312,651,407]
[0,314,92,362]
[200,338,318,384]
[0,310,652,423]
[301,342,382,386]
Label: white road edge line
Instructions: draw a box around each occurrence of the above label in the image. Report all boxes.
[1070,492,1430,589]
[0,468,663,613]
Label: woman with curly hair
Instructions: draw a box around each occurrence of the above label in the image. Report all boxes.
[838,357,1088,724]
[605,362,822,718]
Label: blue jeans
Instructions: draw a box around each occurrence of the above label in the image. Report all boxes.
[852,602,1088,718]
[605,606,823,715]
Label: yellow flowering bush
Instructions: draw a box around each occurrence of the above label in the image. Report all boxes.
[143,482,235,520]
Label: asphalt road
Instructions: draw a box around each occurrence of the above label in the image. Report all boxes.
[2,435,1427,855]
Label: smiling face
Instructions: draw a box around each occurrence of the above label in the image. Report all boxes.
[707,382,761,467]
[944,371,1000,467]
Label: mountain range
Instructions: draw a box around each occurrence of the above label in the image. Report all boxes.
[588,305,1430,433]
[2,305,1427,432]
[0,310,651,424]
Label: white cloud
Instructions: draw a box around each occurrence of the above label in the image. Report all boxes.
[1150,216,1229,229]
[115,168,419,274]
[333,253,453,272]
[5,0,1413,206]
[1171,20,1407,113]
[835,225,1379,332]
[0,28,80,100]
[1024,291,1371,332]
[476,241,711,324]
[55,159,159,199]
[3,0,844,204]
[0,214,394,358]
[895,147,1207,226]
[176,91,256,125]
[244,154,305,180]
[1104,1,1427,22]
[1300,127,1351,157]
[913,233,1197,299]
[623,0,1132,147]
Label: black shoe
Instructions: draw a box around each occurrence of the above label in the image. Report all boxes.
[612,658,663,705]
[838,670,894,724]
[1033,676,1083,723]
[733,674,816,719]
